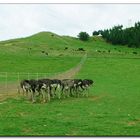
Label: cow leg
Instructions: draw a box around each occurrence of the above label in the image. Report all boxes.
[66,88,70,98]
[57,84,61,99]
[69,87,72,97]
[47,87,51,102]
[54,87,57,95]
[74,86,78,97]
[39,90,43,102]
[52,89,55,99]
[31,91,36,103]
[77,88,80,98]
[70,87,75,97]
[61,86,65,98]
[63,89,67,98]
[27,91,32,101]
[86,88,89,97]
[57,91,61,99]
[43,93,46,103]
[42,89,47,103]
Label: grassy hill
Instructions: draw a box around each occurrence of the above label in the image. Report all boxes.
[1,31,140,56]
[0,32,140,136]
[0,31,139,75]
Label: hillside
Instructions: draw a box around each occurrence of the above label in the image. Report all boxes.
[0,31,140,58]
[0,31,140,74]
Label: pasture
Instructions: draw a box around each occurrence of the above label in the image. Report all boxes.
[0,32,140,136]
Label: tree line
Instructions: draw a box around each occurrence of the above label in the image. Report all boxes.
[78,21,140,48]
[93,21,140,48]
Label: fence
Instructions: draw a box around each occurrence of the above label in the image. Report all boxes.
[0,72,61,95]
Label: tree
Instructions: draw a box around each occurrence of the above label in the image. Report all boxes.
[100,22,140,48]
[93,31,99,36]
[78,32,89,41]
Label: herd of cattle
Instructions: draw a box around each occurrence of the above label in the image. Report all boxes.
[18,78,94,103]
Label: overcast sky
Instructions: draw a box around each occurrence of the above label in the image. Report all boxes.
[0,4,140,41]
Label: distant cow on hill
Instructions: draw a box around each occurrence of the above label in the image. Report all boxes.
[77,48,85,51]
[133,51,137,54]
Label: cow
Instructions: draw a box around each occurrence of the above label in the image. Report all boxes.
[26,79,39,103]
[61,79,75,98]
[18,79,39,103]
[50,79,62,99]
[70,79,83,97]
[36,78,52,103]
[18,79,31,96]
[80,79,94,97]
[36,79,62,101]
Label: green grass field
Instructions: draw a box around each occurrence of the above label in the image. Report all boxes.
[0,32,140,136]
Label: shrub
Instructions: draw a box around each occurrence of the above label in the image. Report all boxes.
[78,32,89,41]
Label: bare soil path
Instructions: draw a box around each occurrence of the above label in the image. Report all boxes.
[52,53,87,79]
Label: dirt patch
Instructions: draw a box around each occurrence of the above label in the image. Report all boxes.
[0,82,19,101]
[22,128,32,134]
[88,94,107,101]
[0,92,19,102]
[52,53,87,79]
[127,119,140,126]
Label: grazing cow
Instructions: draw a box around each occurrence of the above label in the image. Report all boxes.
[64,47,68,50]
[77,48,85,51]
[50,79,62,98]
[27,79,39,103]
[45,52,48,56]
[133,51,137,55]
[19,79,38,103]
[80,79,94,97]
[61,79,75,98]
[18,79,31,96]
[41,50,45,53]
[70,79,83,97]
[82,79,94,87]
[37,79,62,101]
[36,79,52,103]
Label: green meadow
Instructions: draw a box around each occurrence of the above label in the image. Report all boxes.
[0,32,140,136]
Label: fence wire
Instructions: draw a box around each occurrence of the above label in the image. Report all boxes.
[0,72,61,95]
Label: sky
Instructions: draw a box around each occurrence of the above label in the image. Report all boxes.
[0,4,140,41]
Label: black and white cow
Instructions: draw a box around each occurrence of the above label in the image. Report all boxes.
[37,79,62,101]
[80,79,94,97]
[71,79,83,97]
[18,79,31,96]
[36,78,52,102]
[26,79,39,103]
[19,79,38,103]
[50,79,62,98]
[61,79,75,98]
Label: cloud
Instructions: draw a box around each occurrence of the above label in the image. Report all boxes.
[0,4,140,41]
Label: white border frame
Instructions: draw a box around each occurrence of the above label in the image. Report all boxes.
[0,0,140,3]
